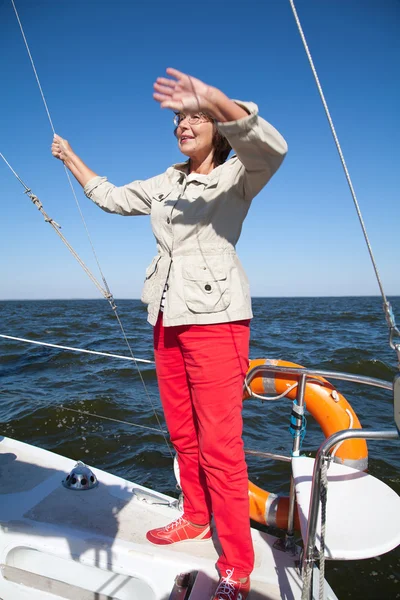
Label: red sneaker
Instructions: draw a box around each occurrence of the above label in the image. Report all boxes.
[211,569,250,600]
[146,516,212,545]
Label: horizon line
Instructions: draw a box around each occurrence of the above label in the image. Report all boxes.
[1,295,399,302]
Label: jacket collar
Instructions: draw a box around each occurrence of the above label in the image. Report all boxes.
[168,161,221,189]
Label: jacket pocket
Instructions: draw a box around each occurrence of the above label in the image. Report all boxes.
[182,259,231,313]
[141,256,161,305]
[152,189,172,203]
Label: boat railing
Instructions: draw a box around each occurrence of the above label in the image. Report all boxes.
[301,427,399,600]
[245,363,393,392]
[245,363,394,526]
[244,363,399,599]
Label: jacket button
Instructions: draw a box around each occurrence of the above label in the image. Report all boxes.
[205,284,212,291]
[167,217,171,224]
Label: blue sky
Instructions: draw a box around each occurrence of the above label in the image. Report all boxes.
[0,0,399,299]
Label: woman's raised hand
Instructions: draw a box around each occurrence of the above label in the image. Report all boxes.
[153,68,215,115]
[51,134,73,162]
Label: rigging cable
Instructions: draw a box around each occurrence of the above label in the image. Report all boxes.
[0,334,154,364]
[289,0,400,368]
[7,0,174,460]
[289,2,400,598]
[0,153,112,300]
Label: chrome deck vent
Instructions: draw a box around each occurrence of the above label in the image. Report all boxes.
[62,461,98,490]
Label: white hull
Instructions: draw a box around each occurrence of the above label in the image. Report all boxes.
[0,436,336,599]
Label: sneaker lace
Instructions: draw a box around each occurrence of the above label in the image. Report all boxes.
[165,516,185,531]
[215,569,238,600]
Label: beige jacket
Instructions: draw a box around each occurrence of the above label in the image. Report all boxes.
[84,101,287,326]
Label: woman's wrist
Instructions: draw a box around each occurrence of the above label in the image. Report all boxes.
[62,152,97,187]
[207,88,248,123]
[63,151,79,170]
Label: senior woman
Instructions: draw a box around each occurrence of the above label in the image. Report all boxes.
[51,68,287,600]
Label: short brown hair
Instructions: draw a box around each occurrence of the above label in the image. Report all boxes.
[211,123,231,167]
[174,115,231,168]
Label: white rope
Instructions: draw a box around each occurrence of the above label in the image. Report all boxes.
[288,0,388,303]
[63,163,113,294]
[301,562,313,600]
[10,0,116,303]
[0,152,28,187]
[0,154,112,300]
[289,0,400,370]
[0,334,154,364]
[300,458,329,600]
[9,0,174,459]
[11,0,56,135]
[60,406,167,435]
[319,460,328,600]
[10,0,113,295]
[10,0,114,299]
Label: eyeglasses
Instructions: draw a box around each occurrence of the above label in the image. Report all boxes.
[173,112,209,127]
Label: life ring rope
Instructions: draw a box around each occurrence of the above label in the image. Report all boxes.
[244,378,299,401]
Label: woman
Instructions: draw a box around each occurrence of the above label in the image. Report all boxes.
[52,68,287,600]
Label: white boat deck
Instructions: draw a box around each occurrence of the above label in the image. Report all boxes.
[0,436,334,600]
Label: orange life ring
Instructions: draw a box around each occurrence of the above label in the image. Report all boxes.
[244,358,368,529]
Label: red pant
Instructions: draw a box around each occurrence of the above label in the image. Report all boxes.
[153,314,254,579]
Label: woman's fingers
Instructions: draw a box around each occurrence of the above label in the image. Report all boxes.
[51,139,62,156]
[153,93,182,111]
[165,69,202,94]
[51,134,72,161]
[154,69,211,114]
[153,92,169,102]
[155,77,176,88]
[160,101,178,110]
[153,82,175,96]
[165,67,185,81]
